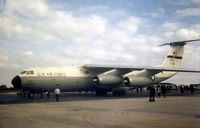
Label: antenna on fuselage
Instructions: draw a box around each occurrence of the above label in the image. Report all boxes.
[159,39,200,46]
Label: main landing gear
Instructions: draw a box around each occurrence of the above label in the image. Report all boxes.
[18,90,35,98]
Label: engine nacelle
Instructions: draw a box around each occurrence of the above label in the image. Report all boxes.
[93,75,122,85]
[123,76,153,87]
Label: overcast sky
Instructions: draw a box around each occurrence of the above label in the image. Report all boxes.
[0,0,200,87]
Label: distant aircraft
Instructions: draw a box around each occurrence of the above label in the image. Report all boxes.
[12,39,200,98]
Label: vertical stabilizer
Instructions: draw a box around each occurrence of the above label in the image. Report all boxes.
[161,45,184,68]
[158,39,200,68]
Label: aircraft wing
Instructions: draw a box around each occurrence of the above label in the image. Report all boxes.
[83,64,200,76]
[83,64,139,75]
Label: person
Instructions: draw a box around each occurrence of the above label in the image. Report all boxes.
[140,87,143,92]
[185,85,189,93]
[39,91,43,99]
[167,86,170,93]
[22,90,26,98]
[161,85,166,98]
[190,84,194,95]
[46,91,50,98]
[136,88,139,93]
[180,85,184,95]
[54,88,61,102]
[149,86,155,102]
[157,85,161,97]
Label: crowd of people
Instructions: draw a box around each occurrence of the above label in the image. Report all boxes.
[149,84,195,102]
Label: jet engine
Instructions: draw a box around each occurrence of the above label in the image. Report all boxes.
[123,76,153,87]
[93,75,122,85]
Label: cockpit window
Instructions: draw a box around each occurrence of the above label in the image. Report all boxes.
[26,71,34,75]
[20,71,26,74]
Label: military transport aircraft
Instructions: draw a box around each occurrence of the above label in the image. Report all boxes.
[12,39,200,98]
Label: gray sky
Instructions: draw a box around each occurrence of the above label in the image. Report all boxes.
[0,0,200,87]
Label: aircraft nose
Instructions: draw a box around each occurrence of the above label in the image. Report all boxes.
[11,76,21,89]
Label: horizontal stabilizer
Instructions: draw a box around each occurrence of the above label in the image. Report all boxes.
[159,39,200,46]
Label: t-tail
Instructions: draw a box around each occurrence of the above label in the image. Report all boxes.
[157,39,200,68]
[152,39,200,82]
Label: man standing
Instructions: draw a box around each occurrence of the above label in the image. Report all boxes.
[157,85,161,97]
[161,85,167,98]
[190,84,194,95]
[149,86,155,102]
[46,91,50,98]
[54,88,61,102]
[180,85,184,95]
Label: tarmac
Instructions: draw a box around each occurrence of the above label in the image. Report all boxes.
[0,90,200,128]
